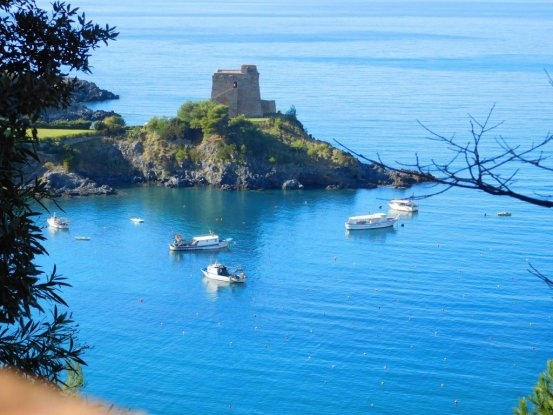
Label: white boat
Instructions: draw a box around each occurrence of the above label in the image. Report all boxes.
[345,213,398,230]
[497,211,512,217]
[201,263,246,283]
[169,233,232,251]
[130,217,144,223]
[47,213,69,229]
[388,198,419,212]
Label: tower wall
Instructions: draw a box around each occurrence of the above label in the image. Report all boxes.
[211,65,273,117]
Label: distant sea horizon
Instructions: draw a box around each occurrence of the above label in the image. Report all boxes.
[36,1,553,414]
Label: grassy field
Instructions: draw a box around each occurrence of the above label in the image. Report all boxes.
[36,128,96,140]
[247,117,271,123]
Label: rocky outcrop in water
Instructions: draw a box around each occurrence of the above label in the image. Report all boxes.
[40,79,120,122]
[42,171,116,197]
[37,137,425,195]
[71,79,119,102]
[36,112,428,195]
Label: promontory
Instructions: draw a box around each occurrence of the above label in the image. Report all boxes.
[32,74,426,196]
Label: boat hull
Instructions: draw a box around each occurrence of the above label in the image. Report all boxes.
[47,218,69,229]
[169,239,230,251]
[388,199,419,212]
[345,213,398,230]
[389,205,418,213]
[345,219,397,230]
[201,269,246,283]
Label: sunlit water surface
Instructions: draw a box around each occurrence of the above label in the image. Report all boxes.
[35,1,553,414]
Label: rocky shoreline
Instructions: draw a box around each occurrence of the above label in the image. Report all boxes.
[38,136,426,197]
[35,81,428,197]
[42,171,117,197]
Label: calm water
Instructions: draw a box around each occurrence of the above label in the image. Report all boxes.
[35,1,553,414]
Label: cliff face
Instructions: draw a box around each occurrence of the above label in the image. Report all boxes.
[38,116,425,194]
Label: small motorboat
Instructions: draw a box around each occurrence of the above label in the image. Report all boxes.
[169,234,231,251]
[74,236,91,241]
[389,198,419,212]
[201,263,246,283]
[345,213,398,230]
[497,211,512,217]
[130,217,144,223]
[47,212,69,229]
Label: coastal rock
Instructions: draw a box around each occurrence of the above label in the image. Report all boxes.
[71,79,119,102]
[41,104,119,122]
[42,171,116,197]
[40,79,120,122]
[36,114,430,195]
[42,136,422,193]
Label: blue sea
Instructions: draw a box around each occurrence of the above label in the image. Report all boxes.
[36,1,553,414]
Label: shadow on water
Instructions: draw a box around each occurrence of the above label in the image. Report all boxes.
[389,210,419,220]
[202,277,247,301]
[345,226,397,242]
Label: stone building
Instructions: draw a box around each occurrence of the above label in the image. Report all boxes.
[211,64,276,117]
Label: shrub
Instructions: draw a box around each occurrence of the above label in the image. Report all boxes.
[102,115,126,136]
[216,143,237,162]
[175,147,189,164]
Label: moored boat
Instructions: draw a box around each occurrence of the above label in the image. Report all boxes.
[169,233,232,251]
[47,213,69,229]
[201,263,246,283]
[497,211,512,216]
[345,213,398,230]
[389,198,419,212]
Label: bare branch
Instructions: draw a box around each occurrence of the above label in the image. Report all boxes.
[529,263,553,293]
[336,106,553,208]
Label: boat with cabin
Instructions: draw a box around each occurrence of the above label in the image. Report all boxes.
[388,198,419,212]
[169,233,232,251]
[345,213,398,230]
[47,213,69,229]
[201,263,246,283]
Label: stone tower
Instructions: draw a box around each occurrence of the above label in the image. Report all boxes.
[211,64,276,117]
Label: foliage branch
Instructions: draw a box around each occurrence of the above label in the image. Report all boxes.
[0,0,117,385]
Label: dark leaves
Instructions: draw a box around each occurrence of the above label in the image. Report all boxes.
[1,0,116,385]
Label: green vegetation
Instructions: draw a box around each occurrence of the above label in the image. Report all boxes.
[37,128,97,140]
[94,114,126,136]
[0,0,117,387]
[514,360,553,415]
[34,118,93,130]
[137,100,356,169]
[38,100,356,182]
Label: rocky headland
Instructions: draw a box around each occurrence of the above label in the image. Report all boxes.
[37,119,426,196]
[35,84,428,196]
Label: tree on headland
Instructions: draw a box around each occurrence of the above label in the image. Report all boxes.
[177,100,230,137]
[95,114,126,136]
[0,0,117,386]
